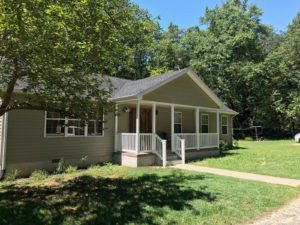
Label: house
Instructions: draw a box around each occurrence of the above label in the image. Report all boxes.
[0,68,238,176]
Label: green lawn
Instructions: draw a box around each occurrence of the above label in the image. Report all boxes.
[0,164,299,225]
[191,140,300,179]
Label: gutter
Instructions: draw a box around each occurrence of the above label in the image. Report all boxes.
[0,112,8,181]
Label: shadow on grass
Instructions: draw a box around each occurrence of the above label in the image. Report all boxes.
[0,172,216,225]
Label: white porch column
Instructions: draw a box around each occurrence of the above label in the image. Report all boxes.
[195,108,200,150]
[136,101,140,153]
[217,111,220,149]
[114,104,118,152]
[171,105,174,152]
[152,103,156,151]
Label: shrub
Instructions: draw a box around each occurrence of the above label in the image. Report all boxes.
[244,136,254,141]
[87,164,101,170]
[219,140,232,151]
[65,165,77,174]
[4,169,19,181]
[81,155,88,162]
[30,170,48,181]
[233,139,239,149]
[56,158,66,174]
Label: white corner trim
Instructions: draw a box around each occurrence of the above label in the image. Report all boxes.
[1,112,8,171]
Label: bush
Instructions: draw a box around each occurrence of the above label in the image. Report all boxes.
[30,170,48,181]
[56,158,66,174]
[4,169,19,181]
[87,164,101,170]
[219,140,232,151]
[244,136,254,141]
[65,165,77,174]
[233,139,239,149]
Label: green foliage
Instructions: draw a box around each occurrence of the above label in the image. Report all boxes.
[56,158,66,174]
[0,0,156,121]
[4,170,19,181]
[233,139,239,149]
[30,170,48,181]
[65,165,77,174]
[81,156,88,162]
[87,164,101,170]
[244,137,254,141]
[219,140,233,151]
[148,0,299,137]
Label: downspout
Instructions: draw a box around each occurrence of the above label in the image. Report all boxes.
[0,112,8,181]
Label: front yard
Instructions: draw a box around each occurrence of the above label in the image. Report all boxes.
[191,140,300,179]
[0,164,299,225]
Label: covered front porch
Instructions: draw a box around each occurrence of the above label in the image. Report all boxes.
[114,100,220,167]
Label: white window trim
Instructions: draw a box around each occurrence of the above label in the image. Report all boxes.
[44,111,105,138]
[221,115,228,135]
[200,113,209,133]
[174,111,182,133]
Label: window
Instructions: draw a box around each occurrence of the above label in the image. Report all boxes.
[88,120,103,136]
[174,111,182,133]
[221,116,228,135]
[46,112,65,136]
[45,112,103,137]
[201,114,209,133]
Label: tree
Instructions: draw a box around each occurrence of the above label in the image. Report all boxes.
[263,13,300,135]
[149,23,190,76]
[188,0,271,128]
[0,0,155,121]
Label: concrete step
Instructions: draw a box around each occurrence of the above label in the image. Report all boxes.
[166,159,183,166]
[167,154,179,161]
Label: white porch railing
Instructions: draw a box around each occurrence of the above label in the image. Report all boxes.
[174,134,185,164]
[139,133,153,152]
[117,133,137,153]
[117,133,167,167]
[176,133,218,149]
[154,134,167,167]
[176,133,197,149]
[199,133,218,148]
[117,132,217,166]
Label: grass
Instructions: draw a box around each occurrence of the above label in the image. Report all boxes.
[191,140,300,179]
[0,164,299,225]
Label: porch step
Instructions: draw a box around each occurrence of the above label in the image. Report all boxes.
[166,159,183,166]
[167,153,179,161]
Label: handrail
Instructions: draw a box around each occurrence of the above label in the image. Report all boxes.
[174,134,185,164]
[153,134,166,167]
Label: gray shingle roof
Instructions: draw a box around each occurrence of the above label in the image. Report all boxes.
[110,68,188,99]
[10,67,237,114]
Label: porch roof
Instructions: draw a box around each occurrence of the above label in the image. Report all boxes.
[105,68,238,115]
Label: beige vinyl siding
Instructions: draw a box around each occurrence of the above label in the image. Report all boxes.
[156,107,171,138]
[175,108,195,133]
[6,109,115,175]
[143,74,219,108]
[118,109,130,133]
[199,112,217,133]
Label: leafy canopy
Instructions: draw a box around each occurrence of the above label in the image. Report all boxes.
[0,0,155,120]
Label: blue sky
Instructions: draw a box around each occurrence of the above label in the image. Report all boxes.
[131,0,300,32]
